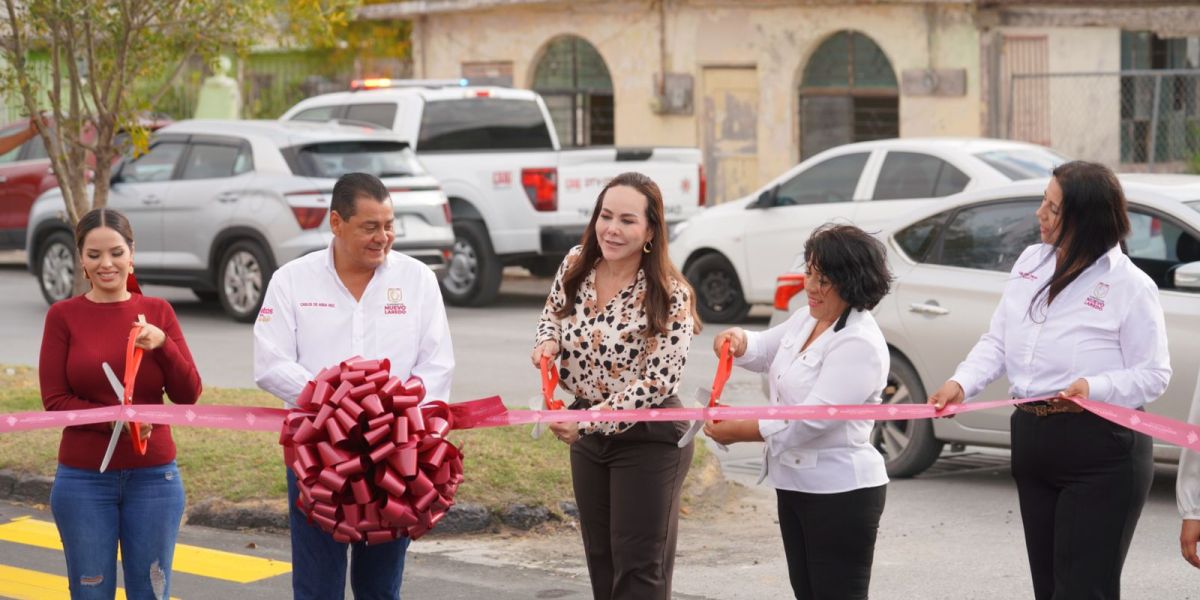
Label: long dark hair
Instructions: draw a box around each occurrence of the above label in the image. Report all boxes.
[553,172,701,336]
[1029,161,1129,318]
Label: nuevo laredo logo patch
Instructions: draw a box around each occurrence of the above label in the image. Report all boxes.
[385,287,407,316]
[1084,282,1110,311]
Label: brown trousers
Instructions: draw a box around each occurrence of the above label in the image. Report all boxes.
[569,397,693,600]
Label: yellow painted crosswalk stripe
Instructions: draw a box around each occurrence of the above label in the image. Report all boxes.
[0,517,290,584]
[0,564,138,599]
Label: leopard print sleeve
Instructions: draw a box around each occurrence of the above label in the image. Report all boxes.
[534,246,582,349]
[583,280,695,435]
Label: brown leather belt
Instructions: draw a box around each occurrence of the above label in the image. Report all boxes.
[1016,401,1084,417]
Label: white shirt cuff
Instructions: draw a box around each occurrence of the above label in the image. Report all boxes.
[1085,375,1112,403]
[759,419,787,440]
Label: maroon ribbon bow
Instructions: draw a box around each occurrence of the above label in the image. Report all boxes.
[281,357,503,543]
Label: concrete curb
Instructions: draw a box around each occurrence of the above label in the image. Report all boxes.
[0,469,554,535]
[0,450,728,535]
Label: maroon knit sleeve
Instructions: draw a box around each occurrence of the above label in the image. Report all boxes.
[39,303,111,432]
[150,300,202,405]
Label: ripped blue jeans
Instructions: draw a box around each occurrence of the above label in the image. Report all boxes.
[50,462,186,600]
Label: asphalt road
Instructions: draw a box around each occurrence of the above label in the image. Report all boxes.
[0,257,1197,598]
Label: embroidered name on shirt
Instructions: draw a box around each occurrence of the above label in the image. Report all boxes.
[1019,271,1038,281]
[299,302,336,308]
[385,287,407,316]
[1085,282,1110,311]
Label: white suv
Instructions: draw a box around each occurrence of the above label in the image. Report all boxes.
[26,120,454,322]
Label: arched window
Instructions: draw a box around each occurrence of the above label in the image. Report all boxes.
[799,31,898,158]
[532,35,614,147]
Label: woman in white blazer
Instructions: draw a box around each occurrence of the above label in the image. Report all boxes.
[705,224,892,600]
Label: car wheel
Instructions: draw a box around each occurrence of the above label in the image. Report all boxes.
[685,253,751,323]
[217,240,273,323]
[37,230,76,305]
[440,220,502,307]
[871,352,944,478]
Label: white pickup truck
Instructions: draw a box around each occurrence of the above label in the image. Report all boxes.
[281,81,705,306]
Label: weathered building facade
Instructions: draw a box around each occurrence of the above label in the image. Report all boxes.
[362,0,1200,202]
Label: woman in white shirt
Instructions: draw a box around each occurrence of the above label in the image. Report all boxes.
[1179,369,1200,569]
[705,224,892,600]
[929,161,1171,600]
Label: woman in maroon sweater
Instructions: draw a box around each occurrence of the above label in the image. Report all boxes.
[39,208,201,600]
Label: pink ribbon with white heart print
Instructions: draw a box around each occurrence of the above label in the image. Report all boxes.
[4,395,1199,453]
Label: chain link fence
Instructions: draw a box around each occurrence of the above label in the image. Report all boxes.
[1006,69,1200,173]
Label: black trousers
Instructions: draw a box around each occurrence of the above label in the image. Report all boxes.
[569,409,693,600]
[1011,408,1153,600]
[776,484,887,600]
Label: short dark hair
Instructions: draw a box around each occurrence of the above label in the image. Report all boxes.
[75,207,134,251]
[803,224,892,312]
[331,172,389,220]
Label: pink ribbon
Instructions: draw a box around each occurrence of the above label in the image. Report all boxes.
[8,396,1199,456]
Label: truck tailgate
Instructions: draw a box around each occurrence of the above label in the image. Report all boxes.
[557,147,704,226]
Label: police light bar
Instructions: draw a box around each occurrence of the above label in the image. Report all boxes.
[350,78,469,90]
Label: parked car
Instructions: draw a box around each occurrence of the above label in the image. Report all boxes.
[26,119,454,322]
[670,137,1070,323]
[768,174,1200,477]
[0,116,170,250]
[279,80,705,307]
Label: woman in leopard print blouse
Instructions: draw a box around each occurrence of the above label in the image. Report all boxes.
[532,171,700,600]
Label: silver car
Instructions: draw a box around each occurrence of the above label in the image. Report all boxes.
[768,174,1200,476]
[26,120,454,322]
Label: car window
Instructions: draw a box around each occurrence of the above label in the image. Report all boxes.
[120,141,185,183]
[893,212,950,263]
[344,103,398,129]
[973,148,1068,181]
[1127,209,1200,290]
[929,200,1039,272]
[417,98,554,151]
[20,135,47,161]
[775,152,868,206]
[873,152,969,200]
[180,143,247,180]
[288,141,425,179]
[0,121,30,162]
[291,105,340,122]
[933,162,969,196]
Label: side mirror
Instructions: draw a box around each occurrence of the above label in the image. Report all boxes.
[1172,261,1200,291]
[751,185,778,209]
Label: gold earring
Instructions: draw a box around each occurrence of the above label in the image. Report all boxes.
[643,241,653,254]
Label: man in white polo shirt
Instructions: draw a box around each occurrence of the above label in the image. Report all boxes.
[254,172,454,599]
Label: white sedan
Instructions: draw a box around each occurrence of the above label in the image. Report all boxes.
[767,174,1200,477]
[670,137,1069,323]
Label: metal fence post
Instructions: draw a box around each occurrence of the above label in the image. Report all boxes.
[1007,74,1015,140]
[1147,73,1162,172]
